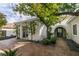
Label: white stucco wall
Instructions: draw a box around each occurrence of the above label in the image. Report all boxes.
[50,16,76,40]
[68,16,79,44]
[32,24,47,41]
[16,21,47,41]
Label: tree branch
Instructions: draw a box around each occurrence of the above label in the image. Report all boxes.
[55,12,79,16]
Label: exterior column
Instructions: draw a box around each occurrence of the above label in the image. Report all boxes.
[20,25,23,39]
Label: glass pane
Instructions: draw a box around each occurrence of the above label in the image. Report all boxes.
[58,28,62,33]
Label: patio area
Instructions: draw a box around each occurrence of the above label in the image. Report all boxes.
[0,38,79,56]
[0,38,26,53]
[16,38,79,56]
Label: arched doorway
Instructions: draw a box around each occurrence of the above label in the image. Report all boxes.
[54,27,66,39]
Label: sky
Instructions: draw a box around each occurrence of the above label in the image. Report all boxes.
[0,3,33,23]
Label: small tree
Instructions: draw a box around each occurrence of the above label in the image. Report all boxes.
[0,12,7,27]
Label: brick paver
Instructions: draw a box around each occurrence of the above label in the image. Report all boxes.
[17,38,79,56]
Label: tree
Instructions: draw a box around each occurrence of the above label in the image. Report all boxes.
[55,12,79,16]
[14,3,62,39]
[56,3,79,16]
[14,3,79,39]
[60,3,77,12]
[0,12,7,27]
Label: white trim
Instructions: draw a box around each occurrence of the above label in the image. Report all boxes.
[67,16,76,24]
[15,17,38,24]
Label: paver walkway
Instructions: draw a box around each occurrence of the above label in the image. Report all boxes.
[0,38,16,50]
[17,38,79,56]
[0,38,79,56]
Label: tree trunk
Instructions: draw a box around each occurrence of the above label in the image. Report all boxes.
[46,26,50,39]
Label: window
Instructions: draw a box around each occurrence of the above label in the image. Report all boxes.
[73,24,77,35]
[22,26,28,38]
[58,28,62,33]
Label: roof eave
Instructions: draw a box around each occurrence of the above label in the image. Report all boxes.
[14,17,39,24]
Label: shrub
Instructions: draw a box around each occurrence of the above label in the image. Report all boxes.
[41,36,57,45]
[0,49,18,56]
[50,37,57,44]
[41,38,51,45]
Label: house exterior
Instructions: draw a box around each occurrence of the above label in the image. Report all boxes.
[15,15,79,44]
[67,16,79,44]
[0,23,16,39]
[15,17,47,41]
[51,15,79,44]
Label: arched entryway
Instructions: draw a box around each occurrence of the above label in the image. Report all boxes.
[54,27,67,39]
